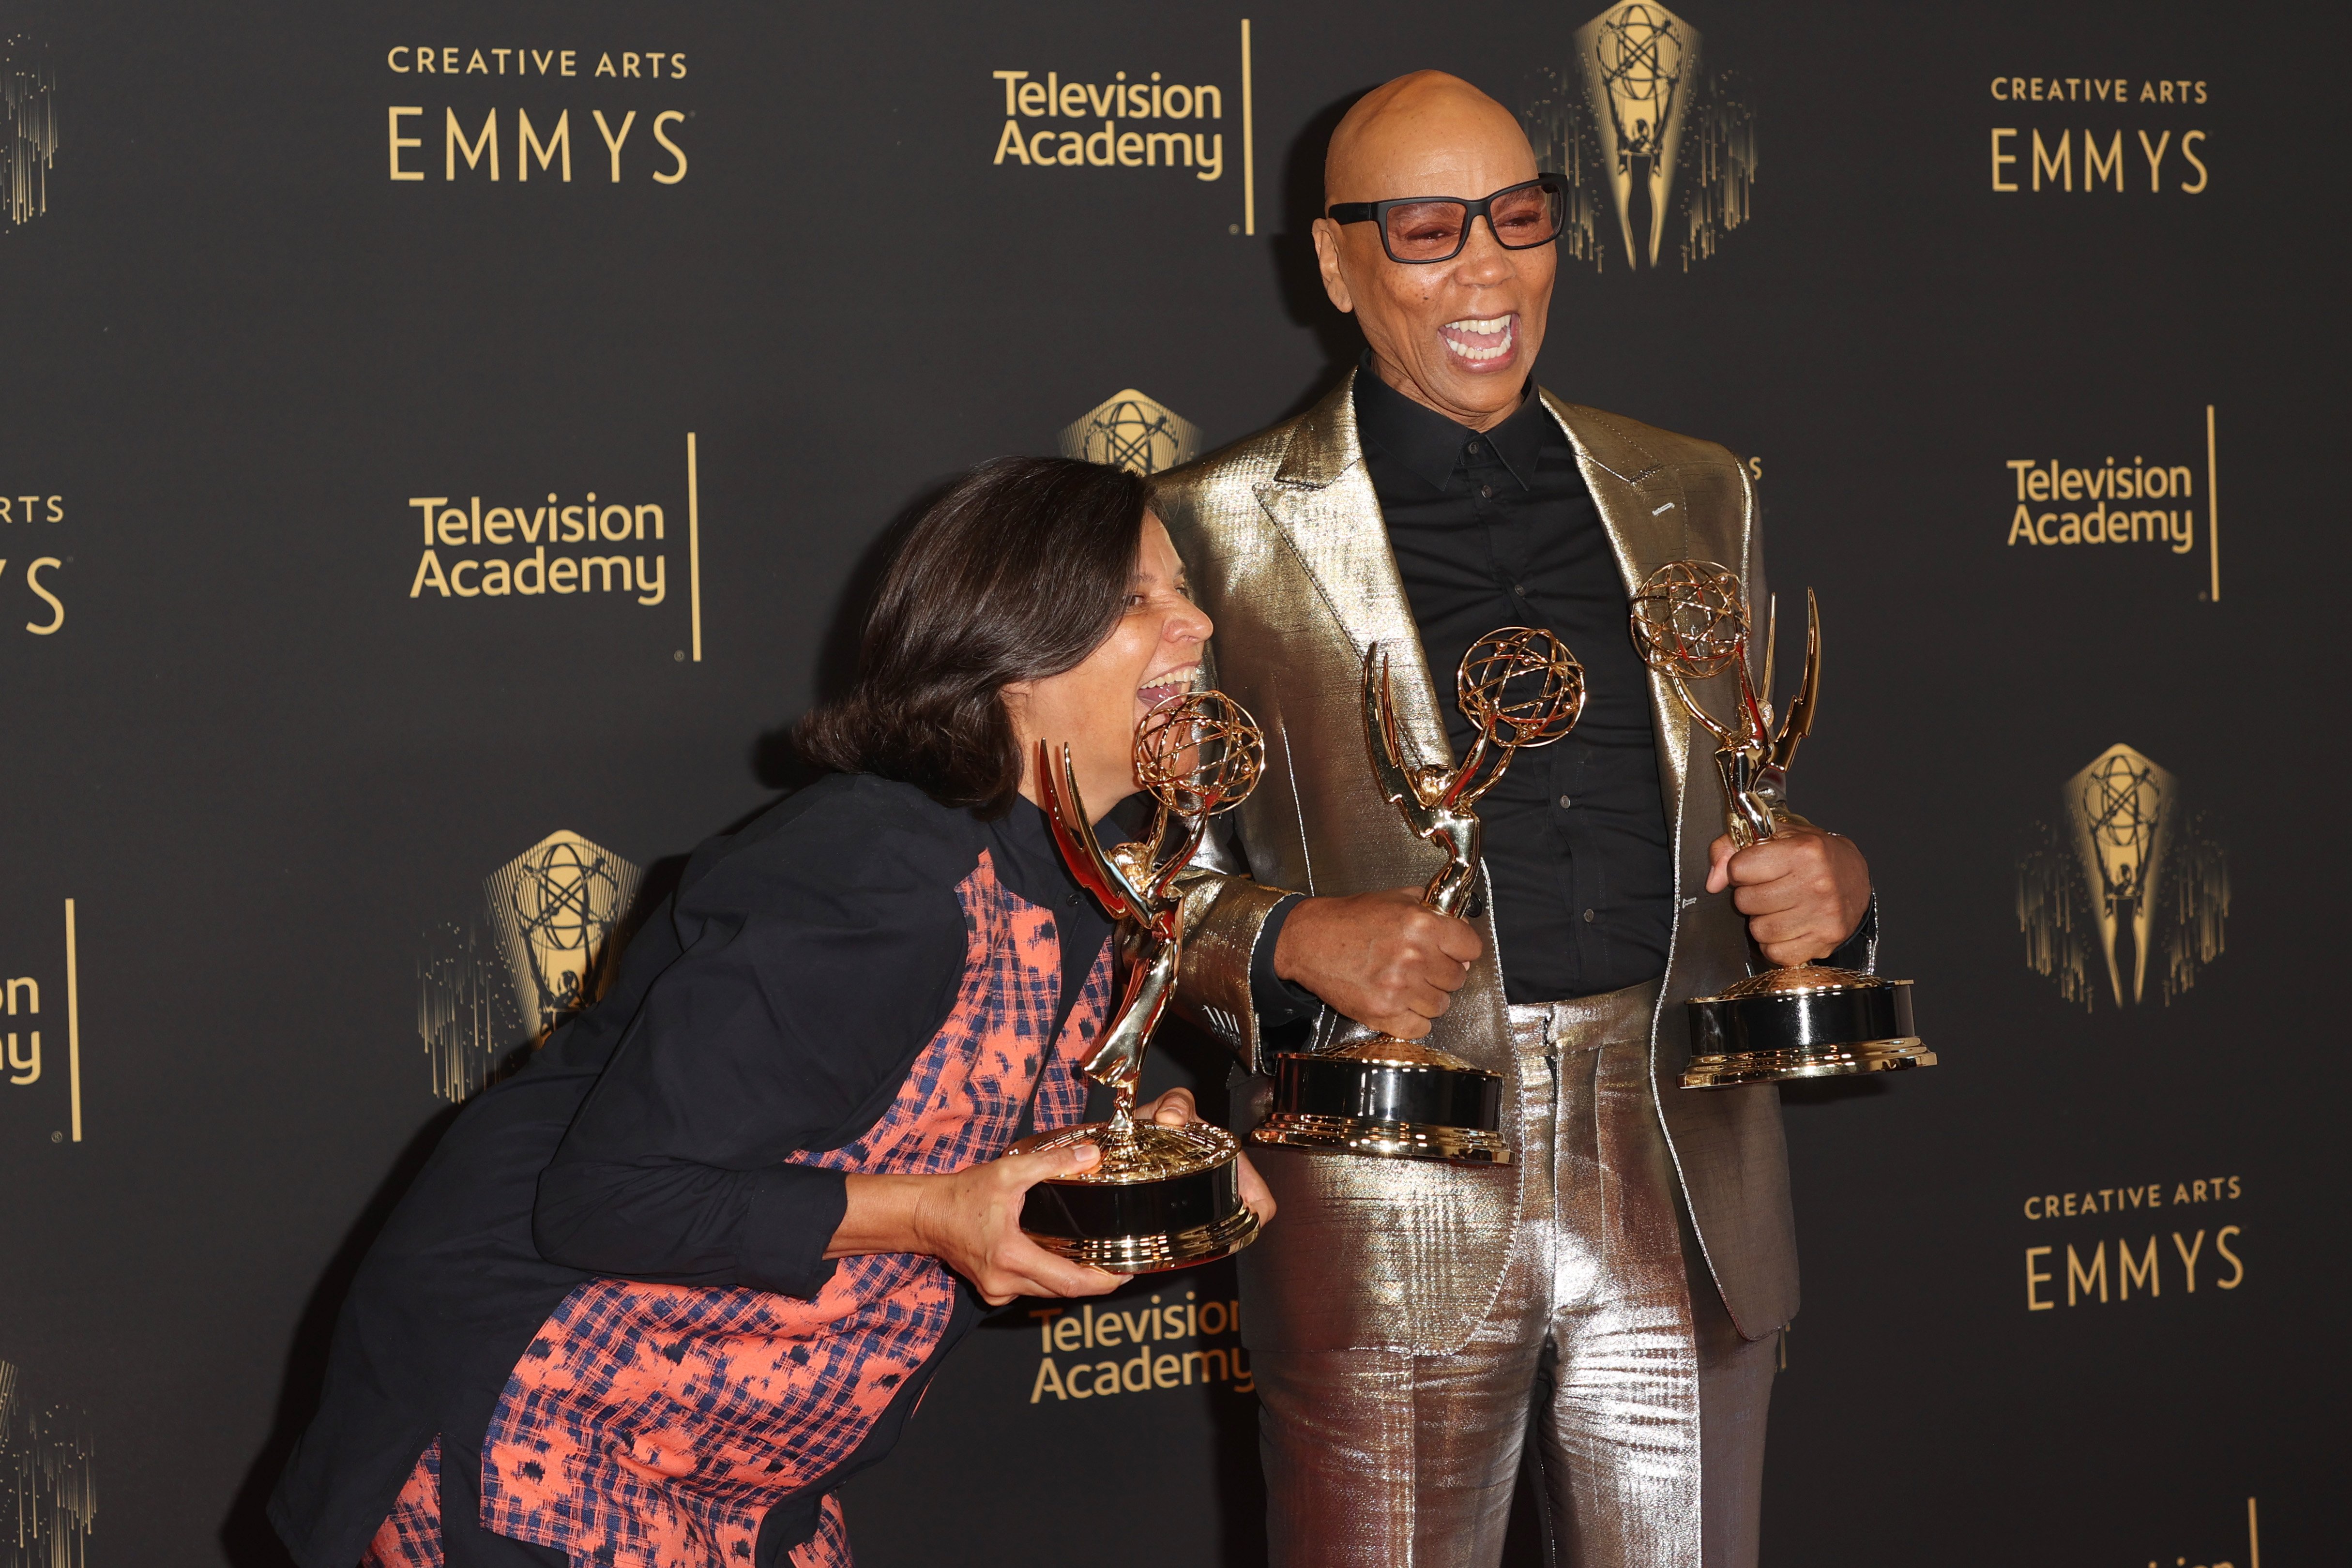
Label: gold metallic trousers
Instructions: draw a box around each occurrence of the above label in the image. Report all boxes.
[1252,981,1777,1568]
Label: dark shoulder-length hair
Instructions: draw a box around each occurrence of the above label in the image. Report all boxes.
[796,455,1151,815]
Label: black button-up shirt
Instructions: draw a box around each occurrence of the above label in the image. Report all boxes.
[1248,369,1676,1010]
[1355,369,1677,1002]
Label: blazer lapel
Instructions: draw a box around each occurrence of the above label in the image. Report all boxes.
[1256,370,1456,772]
[1543,392,1694,844]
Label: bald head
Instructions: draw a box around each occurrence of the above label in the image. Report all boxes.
[1325,72,1536,208]
[1310,71,1556,433]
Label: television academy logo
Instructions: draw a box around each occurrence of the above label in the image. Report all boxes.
[986,20,1262,236]
[2018,744,2228,1010]
[1521,1,1754,272]
[401,432,706,663]
[2001,408,2221,603]
[416,830,642,1101]
[1,897,84,1145]
[1057,390,1202,475]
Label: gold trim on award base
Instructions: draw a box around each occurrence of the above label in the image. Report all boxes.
[1627,562,1936,1090]
[1253,629,1587,1164]
[1010,692,1268,1274]
[1013,1122,1261,1270]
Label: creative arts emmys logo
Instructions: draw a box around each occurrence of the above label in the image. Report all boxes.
[1057,390,1201,476]
[1521,1,1754,272]
[2018,744,2228,1010]
[416,830,642,1101]
[0,1361,94,1566]
[1987,74,2210,195]
[0,489,67,639]
[384,43,688,187]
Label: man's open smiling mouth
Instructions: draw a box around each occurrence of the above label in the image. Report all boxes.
[1440,314,1516,365]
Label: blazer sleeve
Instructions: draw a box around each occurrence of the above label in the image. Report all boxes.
[533,786,970,1298]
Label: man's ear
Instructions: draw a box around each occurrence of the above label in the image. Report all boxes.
[1310,219,1356,315]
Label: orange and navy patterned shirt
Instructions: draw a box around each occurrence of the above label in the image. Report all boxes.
[282,778,1115,1568]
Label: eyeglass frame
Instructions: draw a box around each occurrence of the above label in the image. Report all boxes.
[1324,174,1571,265]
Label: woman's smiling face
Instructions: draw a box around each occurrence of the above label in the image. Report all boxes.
[1005,513,1213,821]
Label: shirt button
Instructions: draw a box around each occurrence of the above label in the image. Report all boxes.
[1511,583,1527,597]
[1558,794,1573,809]
[1480,483,1495,499]
[1466,439,1483,455]
[1582,907,1597,923]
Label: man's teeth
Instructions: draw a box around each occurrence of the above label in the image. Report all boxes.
[1443,316,1514,362]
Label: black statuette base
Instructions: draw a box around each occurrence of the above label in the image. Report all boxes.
[1251,1050,1512,1165]
[1012,1122,1259,1274]
[1682,978,1935,1088]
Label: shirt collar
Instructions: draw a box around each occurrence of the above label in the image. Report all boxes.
[1350,352,1553,495]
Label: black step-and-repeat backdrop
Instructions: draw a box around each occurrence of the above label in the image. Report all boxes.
[0,3,2339,1565]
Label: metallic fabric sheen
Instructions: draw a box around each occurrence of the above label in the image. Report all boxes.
[1154,373,1800,1343]
[1253,982,1773,1568]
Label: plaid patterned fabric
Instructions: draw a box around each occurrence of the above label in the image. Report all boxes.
[362,1436,442,1568]
[786,1493,848,1568]
[474,852,1111,1568]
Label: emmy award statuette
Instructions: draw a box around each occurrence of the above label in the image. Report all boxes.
[1627,561,1936,1088]
[1252,628,1587,1164]
[1008,692,1267,1272]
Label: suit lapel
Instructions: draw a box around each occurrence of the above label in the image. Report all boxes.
[1542,392,1694,848]
[1256,370,1456,771]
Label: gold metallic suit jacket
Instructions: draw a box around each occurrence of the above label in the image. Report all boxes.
[1154,372,1797,1354]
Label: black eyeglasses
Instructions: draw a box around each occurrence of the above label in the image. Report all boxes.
[1327,175,1569,264]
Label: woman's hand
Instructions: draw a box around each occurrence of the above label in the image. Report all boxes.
[831,1091,1274,1307]
[1138,1087,1277,1229]
[833,1145,1123,1306]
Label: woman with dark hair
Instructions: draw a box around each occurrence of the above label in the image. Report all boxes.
[271,456,1272,1568]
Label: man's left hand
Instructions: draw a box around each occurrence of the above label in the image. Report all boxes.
[1704,824,1871,967]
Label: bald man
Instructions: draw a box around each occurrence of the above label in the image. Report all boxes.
[1153,73,1876,1568]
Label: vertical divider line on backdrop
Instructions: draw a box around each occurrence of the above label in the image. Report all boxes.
[689,431,704,662]
[64,896,79,1142]
[2206,404,2220,602]
[1241,19,1255,236]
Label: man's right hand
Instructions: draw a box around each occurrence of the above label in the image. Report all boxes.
[1271,888,1481,1039]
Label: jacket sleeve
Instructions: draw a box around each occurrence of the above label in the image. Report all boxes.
[533,789,968,1298]
[1169,810,1306,1075]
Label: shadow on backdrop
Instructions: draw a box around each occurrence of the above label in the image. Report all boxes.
[1264,90,1373,427]
[750,475,961,793]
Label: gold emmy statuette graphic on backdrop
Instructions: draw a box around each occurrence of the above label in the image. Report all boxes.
[421,830,644,1103]
[1008,691,1266,1273]
[1577,1,1698,269]
[1525,2,1754,273]
[485,830,643,1039]
[1627,562,1935,1087]
[1252,629,1586,1164]
[2018,743,2229,1009]
[0,1359,96,1559]
[1057,389,1204,477]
